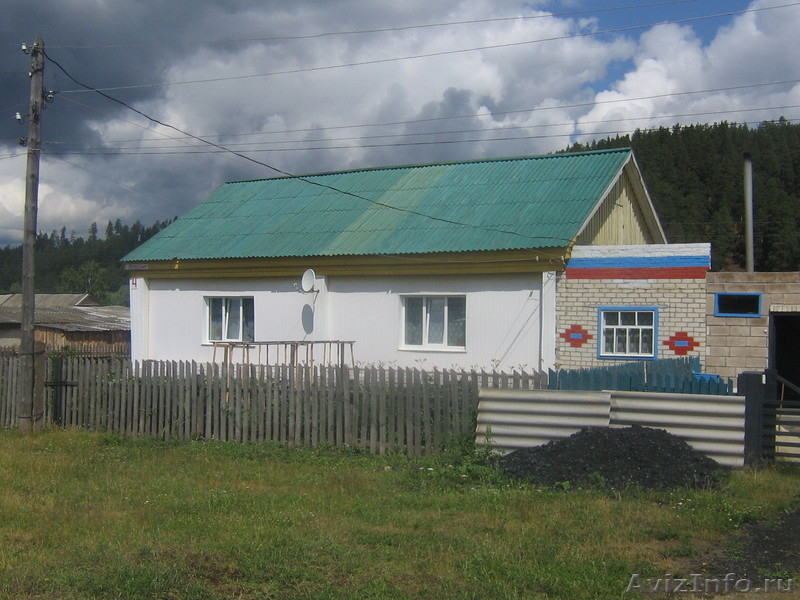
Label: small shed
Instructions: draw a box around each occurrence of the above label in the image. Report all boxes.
[0,294,130,356]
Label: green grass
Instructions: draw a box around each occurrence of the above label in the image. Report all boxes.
[0,429,798,600]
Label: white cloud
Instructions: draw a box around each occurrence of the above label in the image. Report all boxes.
[0,157,27,245]
[0,155,128,244]
[0,0,798,248]
[576,0,800,141]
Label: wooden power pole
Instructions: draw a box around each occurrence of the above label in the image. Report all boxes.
[18,37,45,433]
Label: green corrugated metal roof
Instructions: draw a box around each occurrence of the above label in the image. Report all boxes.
[123,148,633,262]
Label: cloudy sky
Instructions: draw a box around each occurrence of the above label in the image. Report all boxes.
[1,0,798,247]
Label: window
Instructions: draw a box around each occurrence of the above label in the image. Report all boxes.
[598,307,657,359]
[403,296,466,349]
[715,293,761,317]
[207,297,255,342]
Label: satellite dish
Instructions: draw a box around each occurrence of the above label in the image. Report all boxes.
[300,268,316,293]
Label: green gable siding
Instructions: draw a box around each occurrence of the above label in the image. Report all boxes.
[124,149,635,262]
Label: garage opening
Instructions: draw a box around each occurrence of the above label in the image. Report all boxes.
[771,312,800,394]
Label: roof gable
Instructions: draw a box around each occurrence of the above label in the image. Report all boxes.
[124,148,660,262]
[576,157,665,245]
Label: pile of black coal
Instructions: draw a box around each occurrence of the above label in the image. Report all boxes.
[499,425,727,490]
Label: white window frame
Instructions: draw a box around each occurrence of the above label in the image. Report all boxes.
[598,306,658,359]
[206,296,255,342]
[401,295,466,351]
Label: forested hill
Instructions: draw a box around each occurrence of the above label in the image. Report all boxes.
[563,119,800,271]
[1,120,798,303]
[0,219,173,305]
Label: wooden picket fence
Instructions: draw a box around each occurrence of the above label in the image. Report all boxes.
[0,353,19,428]
[0,356,548,455]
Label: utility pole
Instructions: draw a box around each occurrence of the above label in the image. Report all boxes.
[743,153,755,273]
[18,37,44,433]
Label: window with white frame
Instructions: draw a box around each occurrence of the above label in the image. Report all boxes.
[207,297,255,342]
[402,296,466,349]
[598,307,657,359]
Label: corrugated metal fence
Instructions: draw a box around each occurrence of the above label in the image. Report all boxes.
[476,388,745,467]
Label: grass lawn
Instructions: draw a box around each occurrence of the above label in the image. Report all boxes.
[0,429,798,599]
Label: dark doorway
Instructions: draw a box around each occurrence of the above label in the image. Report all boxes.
[771,312,800,391]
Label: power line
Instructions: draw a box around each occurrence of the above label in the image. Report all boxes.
[40,77,800,148]
[42,118,797,157]
[43,104,800,152]
[96,78,800,139]
[51,93,269,174]
[47,68,276,171]
[53,94,228,153]
[45,0,703,49]
[49,155,143,195]
[38,105,800,155]
[43,48,290,174]
[42,49,574,245]
[56,3,800,94]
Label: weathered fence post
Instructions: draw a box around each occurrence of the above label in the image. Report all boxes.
[740,371,768,466]
[50,355,64,426]
[762,369,779,460]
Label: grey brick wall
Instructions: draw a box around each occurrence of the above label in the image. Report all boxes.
[705,272,800,381]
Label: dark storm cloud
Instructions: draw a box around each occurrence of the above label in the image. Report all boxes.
[0,0,797,247]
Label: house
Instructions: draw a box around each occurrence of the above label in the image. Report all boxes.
[122,148,711,371]
[0,293,130,355]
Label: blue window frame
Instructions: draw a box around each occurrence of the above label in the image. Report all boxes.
[714,293,761,317]
[598,306,658,359]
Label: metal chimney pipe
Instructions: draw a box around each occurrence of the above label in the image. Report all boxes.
[743,153,754,272]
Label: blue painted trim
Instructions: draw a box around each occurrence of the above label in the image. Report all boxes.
[714,292,762,317]
[567,255,709,269]
[596,305,659,360]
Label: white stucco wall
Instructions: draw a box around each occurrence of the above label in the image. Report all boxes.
[129,271,553,371]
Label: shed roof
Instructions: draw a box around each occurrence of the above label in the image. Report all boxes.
[0,295,129,332]
[0,293,99,308]
[124,149,650,262]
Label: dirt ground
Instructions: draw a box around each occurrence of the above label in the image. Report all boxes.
[498,426,799,597]
[684,505,800,598]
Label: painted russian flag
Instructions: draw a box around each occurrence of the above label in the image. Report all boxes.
[566,243,711,280]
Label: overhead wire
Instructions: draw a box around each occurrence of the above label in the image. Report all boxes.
[41,103,800,153]
[50,78,795,147]
[11,1,797,247]
[39,118,799,156]
[45,0,704,49]
[49,155,144,195]
[51,93,246,168]
[55,2,800,95]
[33,1,800,156]
[42,48,575,245]
[38,77,800,151]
